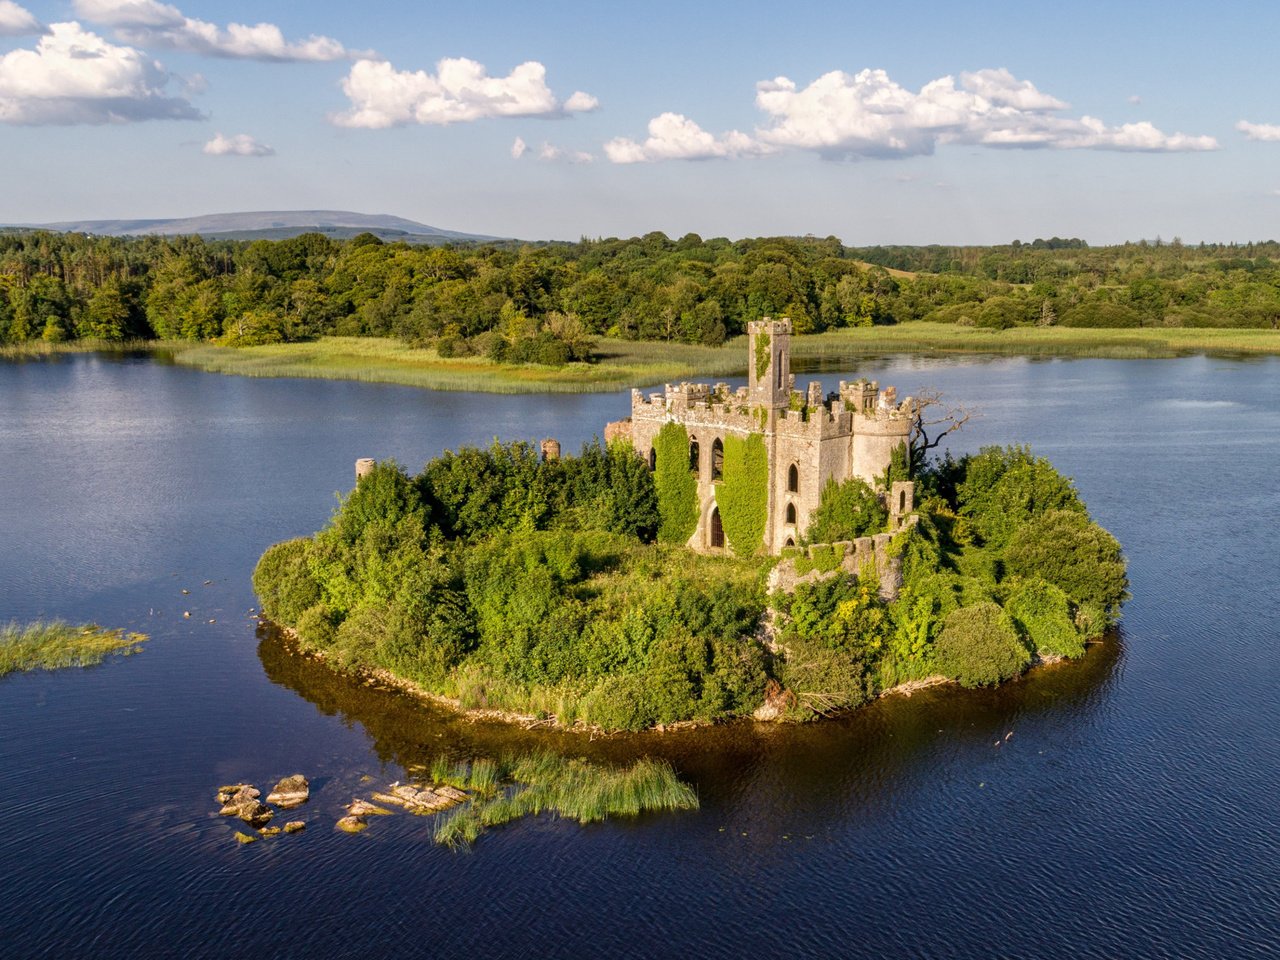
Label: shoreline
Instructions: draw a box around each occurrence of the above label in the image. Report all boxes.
[278,627,1084,735]
[3,325,1278,395]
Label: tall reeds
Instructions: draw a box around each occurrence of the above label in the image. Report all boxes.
[0,621,147,677]
[431,751,698,848]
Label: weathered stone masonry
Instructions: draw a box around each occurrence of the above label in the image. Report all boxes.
[605,317,916,564]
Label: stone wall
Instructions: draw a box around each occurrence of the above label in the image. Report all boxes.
[608,317,916,555]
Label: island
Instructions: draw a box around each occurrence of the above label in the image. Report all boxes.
[253,318,1128,731]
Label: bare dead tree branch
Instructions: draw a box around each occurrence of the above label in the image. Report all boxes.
[909,389,973,473]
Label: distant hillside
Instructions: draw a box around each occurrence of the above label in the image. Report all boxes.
[18,210,502,244]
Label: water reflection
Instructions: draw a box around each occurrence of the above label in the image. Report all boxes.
[258,621,1122,829]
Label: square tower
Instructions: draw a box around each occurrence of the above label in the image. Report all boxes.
[747,317,792,410]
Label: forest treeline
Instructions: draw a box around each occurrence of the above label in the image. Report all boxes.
[3,229,1279,359]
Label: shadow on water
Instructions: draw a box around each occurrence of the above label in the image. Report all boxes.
[257,621,1123,825]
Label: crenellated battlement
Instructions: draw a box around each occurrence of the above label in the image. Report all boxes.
[610,316,915,556]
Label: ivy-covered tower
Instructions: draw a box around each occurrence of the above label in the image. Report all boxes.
[605,317,915,555]
[747,318,792,411]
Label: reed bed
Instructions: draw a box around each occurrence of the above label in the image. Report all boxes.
[169,336,744,394]
[0,621,147,677]
[431,751,698,848]
[790,323,1280,360]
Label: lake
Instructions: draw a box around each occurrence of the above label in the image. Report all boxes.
[2,351,1278,958]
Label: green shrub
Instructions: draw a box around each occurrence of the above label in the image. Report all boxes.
[1003,578,1084,659]
[806,476,887,543]
[716,432,768,555]
[955,446,1084,550]
[932,602,1030,687]
[653,422,698,544]
[252,537,321,626]
[295,603,339,649]
[1004,509,1128,616]
[778,636,873,719]
[579,673,657,731]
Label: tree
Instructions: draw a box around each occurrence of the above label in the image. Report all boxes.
[908,390,972,474]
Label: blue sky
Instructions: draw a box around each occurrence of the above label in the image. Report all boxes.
[2,0,1278,243]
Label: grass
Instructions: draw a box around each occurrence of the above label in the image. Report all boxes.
[0,621,147,678]
[789,323,1280,361]
[7,324,1278,395]
[431,751,699,848]
[168,336,744,394]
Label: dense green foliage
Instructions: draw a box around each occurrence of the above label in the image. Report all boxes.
[715,433,768,555]
[932,603,1031,688]
[4,231,1276,364]
[256,449,769,731]
[805,476,888,544]
[651,423,698,544]
[1,621,146,677]
[253,436,1127,727]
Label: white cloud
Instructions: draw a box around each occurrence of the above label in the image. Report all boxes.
[1128,94,1142,105]
[1237,120,1280,142]
[333,56,598,128]
[73,0,350,61]
[754,68,1217,158]
[609,66,1217,163]
[0,21,201,125]
[563,90,599,113]
[511,135,527,159]
[203,131,274,156]
[537,141,593,163]
[604,112,770,163]
[0,1,43,36]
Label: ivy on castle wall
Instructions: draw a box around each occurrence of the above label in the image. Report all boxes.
[754,331,771,382]
[716,433,768,556]
[654,422,698,544]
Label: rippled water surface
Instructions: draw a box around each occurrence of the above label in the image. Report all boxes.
[1,352,1278,959]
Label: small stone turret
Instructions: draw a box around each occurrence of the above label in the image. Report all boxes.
[540,438,561,462]
[355,458,376,482]
[747,318,792,410]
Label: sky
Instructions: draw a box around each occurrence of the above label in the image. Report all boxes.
[2,0,1280,244]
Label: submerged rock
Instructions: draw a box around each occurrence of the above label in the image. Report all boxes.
[266,774,310,809]
[346,799,392,817]
[435,785,468,803]
[335,815,367,834]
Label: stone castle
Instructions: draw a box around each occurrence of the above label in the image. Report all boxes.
[605,318,917,556]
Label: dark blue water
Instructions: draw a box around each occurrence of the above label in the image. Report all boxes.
[1,352,1277,959]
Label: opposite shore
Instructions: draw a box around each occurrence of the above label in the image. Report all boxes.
[3,323,1279,394]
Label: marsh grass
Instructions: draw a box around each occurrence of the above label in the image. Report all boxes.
[169,336,746,394]
[431,751,698,848]
[0,621,147,678]
[790,323,1280,361]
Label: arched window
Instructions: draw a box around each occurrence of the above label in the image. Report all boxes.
[709,507,724,548]
[899,489,907,513]
[711,438,724,481]
[785,502,797,525]
[689,440,700,475]
[648,447,656,471]
[784,537,795,548]
[787,463,799,493]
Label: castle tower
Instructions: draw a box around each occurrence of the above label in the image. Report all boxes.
[747,318,792,410]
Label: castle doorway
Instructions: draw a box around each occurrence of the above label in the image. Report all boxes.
[709,507,724,549]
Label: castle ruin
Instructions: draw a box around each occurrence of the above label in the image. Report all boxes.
[605,318,916,557]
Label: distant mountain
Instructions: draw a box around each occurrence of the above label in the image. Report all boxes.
[17,210,502,244]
